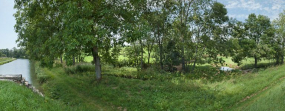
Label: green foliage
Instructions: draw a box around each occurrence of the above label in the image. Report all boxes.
[35,64,54,84]
[0,48,27,58]
[272,10,285,65]
[164,40,181,71]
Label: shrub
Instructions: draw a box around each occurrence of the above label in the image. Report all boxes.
[37,74,52,84]
[64,64,95,74]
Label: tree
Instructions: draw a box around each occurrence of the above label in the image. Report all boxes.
[244,14,272,68]
[229,19,248,66]
[14,0,135,80]
[148,0,176,70]
[192,1,229,71]
[272,10,285,64]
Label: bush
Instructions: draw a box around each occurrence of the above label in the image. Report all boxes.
[64,64,95,74]
[37,74,52,84]
[136,67,173,81]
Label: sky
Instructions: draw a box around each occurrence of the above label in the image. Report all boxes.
[0,0,285,49]
[217,0,285,21]
[0,0,18,49]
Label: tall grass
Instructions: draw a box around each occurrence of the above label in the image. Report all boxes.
[231,73,285,110]
[0,81,71,110]
[34,61,285,110]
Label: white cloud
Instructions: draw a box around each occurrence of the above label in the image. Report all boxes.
[263,7,271,12]
[228,14,248,20]
[272,4,281,10]
[226,1,239,9]
[220,0,285,21]
[225,0,262,10]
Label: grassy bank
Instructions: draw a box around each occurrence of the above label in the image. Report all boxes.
[232,74,285,110]
[34,61,285,110]
[0,58,16,65]
[0,81,71,110]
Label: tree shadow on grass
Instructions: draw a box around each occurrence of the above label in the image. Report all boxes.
[240,62,276,70]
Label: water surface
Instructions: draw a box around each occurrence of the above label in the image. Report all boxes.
[0,59,33,84]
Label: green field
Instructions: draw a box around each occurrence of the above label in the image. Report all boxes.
[33,60,285,110]
[1,56,282,110]
[0,57,16,65]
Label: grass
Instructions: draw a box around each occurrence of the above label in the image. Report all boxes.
[84,47,157,64]
[84,56,93,62]
[34,60,285,110]
[0,80,71,110]
[220,57,274,69]
[231,72,285,110]
[0,57,16,65]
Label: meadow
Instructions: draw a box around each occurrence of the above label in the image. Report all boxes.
[1,54,283,110]
[0,57,16,65]
[0,81,72,110]
[34,58,285,110]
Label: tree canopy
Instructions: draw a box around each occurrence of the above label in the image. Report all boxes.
[14,0,285,80]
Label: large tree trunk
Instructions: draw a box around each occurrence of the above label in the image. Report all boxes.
[148,52,151,64]
[140,40,144,70]
[254,56,258,68]
[147,41,154,65]
[281,45,284,64]
[181,45,185,72]
[92,46,101,80]
[60,55,63,64]
[73,55,75,65]
[281,55,284,64]
[191,46,198,73]
[159,42,163,70]
[276,56,280,65]
[192,58,197,73]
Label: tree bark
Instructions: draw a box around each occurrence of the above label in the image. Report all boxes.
[191,46,198,73]
[281,55,284,64]
[92,46,102,81]
[73,55,75,65]
[181,45,185,72]
[254,56,258,68]
[159,41,163,70]
[276,56,280,65]
[192,58,197,73]
[147,40,154,65]
[281,45,284,64]
[60,55,63,64]
[140,40,144,70]
[148,52,151,64]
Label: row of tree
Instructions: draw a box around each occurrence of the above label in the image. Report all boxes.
[0,48,27,58]
[14,0,285,80]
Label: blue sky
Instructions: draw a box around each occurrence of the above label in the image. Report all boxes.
[0,0,17,49]
[217,0,285,21]
[0,0,285,49]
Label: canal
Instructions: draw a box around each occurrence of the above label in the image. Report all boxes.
[0,59,36,85]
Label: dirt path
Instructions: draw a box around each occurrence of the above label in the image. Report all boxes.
[231,76,285,108]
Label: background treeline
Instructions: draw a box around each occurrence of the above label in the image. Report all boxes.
[0,47,27,58]
[14,0,285,80]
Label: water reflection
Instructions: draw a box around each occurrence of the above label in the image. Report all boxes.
[0,59,32,84]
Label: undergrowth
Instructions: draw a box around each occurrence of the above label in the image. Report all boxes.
[33,62,285,110]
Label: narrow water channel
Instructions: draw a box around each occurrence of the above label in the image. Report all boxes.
[0,59,36,84]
